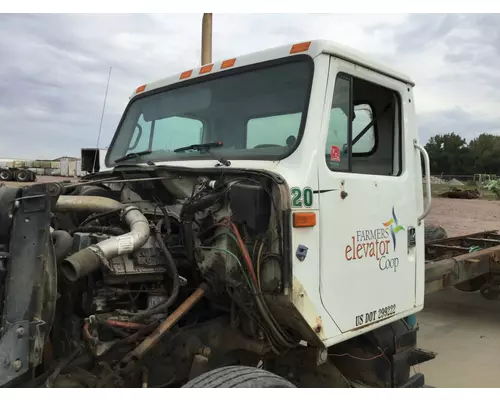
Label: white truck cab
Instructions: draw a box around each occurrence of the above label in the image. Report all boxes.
[103,40,428,347]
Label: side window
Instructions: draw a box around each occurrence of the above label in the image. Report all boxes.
[246,113,302,149]
[325,76,350,171]
[324,73,400,176]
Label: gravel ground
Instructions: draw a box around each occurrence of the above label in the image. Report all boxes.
[427,197,500,236]
[421,196,500,387]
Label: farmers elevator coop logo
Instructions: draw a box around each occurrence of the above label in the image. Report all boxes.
[344,207,405,271]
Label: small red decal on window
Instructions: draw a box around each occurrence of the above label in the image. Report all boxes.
[330,145,341,162]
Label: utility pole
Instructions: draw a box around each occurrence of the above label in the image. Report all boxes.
[201,13,212,65]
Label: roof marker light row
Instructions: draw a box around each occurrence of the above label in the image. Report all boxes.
[134,41,311,95]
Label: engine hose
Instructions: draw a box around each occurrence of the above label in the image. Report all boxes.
[58,198,150,282]
[104,319,149,330]
[79,208,121,227]
[128,227,180,322]
[100,323,130,339]
[69,226,126,236]
[116,323,158,346]
[182,221,195,263]
[51,230,73,262]
[181,191,223,263]
[254,293,295,349]
[157,204,172,236]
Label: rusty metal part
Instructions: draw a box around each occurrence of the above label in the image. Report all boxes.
[105,320,149,330]
[425,230,500,294]
[121,284,208,369]
[123,323,158,344]
[196,346,211,357]
[425,231,500,294]
[426,230,499,261]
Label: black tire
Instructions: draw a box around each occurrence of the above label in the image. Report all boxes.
[480,284,500,301]
[16,170,29,182]
[0,169,12,181]
[182,366,296,388]
[455,275,487,292]
[424,224,448,242]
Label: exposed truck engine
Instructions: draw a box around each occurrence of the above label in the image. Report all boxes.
[0,168,429,388]
[0,171,319,387]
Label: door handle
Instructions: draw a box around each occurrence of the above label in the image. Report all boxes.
[414,140,431,225]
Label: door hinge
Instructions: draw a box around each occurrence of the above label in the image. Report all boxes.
[407,227,416,249]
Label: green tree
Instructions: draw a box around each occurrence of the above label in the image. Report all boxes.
[468,133,500,175]
[424,133,470,175]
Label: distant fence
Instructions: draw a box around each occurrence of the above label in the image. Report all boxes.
[424,174,498,186]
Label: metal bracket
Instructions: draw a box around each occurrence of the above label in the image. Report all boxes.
[316,347,328,366]
[399,372,425,388]
[0,321,30,387]
[296,245,308,261]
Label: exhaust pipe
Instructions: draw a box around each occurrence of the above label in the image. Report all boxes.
[201,13,212,65]
[55,196,150,282]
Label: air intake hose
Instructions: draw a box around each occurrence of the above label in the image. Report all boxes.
[54,196,150,282]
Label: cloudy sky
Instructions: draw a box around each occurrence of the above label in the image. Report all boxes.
[0,13,499,159]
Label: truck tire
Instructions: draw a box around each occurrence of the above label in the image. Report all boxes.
[16,170,29,182]
[182,366,296,388]
[455,275,486,292]
[0,169,11,181]
[480,283,500,301]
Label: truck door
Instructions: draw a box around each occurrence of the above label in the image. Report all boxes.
[317,60,419,333]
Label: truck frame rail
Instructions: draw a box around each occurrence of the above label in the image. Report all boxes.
[425,230,500,296]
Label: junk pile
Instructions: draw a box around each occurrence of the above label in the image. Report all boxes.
[439,187,480,199]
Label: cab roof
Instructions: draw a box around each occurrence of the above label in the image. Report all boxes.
[131,39,414,98]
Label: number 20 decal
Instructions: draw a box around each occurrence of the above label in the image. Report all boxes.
[291,187,313,208]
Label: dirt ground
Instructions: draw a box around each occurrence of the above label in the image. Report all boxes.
[426,197,500,237]
[419,289,500,388]
[419,196,500,387]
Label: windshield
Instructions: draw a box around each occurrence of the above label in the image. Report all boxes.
[106,58,313,166]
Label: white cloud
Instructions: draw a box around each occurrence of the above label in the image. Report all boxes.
[0,13,499,159]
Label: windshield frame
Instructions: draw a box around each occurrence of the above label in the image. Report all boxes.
[105,55,315,167]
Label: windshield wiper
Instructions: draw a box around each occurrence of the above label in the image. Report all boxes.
[174,141,230,166]
[173,141,223,153]
[114,149,152,163]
